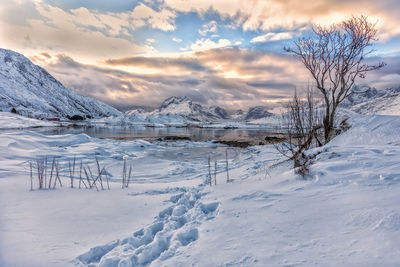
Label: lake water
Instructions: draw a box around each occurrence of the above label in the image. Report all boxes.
[31,125,279,145]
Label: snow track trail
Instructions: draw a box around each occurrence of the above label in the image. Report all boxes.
[76,186,219,266]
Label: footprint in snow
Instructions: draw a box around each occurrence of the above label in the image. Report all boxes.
[76,188,219,266]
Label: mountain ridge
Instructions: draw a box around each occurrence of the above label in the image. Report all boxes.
[0,48,121,118]
[342,85,400,115]
[126,96,274,122]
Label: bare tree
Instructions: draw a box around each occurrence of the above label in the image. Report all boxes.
[275,88,322,175]
[285,15,385,143]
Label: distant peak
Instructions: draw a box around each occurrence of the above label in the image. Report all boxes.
[244,106,272,120]
[159,96,191,111]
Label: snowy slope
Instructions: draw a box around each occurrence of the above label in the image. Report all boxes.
[157,115,400,266]
[0,112,57,129]
[342,85,400,115]
[0,48,121,118]
[73,114,400,266]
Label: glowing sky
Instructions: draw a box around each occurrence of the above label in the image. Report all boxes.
[1,0,400,110]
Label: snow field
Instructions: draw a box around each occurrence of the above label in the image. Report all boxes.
[1,114,400,266]
[0,130,234,266]
[159,115,400,266]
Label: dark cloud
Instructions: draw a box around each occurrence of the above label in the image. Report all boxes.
[246,81,295,89]
[41,52,51,59]
[105,56,209,72]
[359,54,400,89]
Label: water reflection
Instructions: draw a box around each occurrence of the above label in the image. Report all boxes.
[32,125,275,143]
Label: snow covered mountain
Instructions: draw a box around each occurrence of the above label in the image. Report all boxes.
[244,106,273,120]
[126,96,230,123]
[342,85,400,115]
[126,96,274,124]
[157,96,229,121]
[0,48,121,118]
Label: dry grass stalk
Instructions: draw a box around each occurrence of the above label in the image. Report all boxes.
[78,160,88,189]
[48,158,55,189]
[83,167,92,189]
[36,159,43,189]
[126,163,132,188]
[214,159,217,186]
[87,166,98,191]
[68,157,76,188]
[208,155,212,186]
[122,158,126,188]
[226,150,230,183]
[121,159,132,188]
[44,157,48,189]
[95,156,104,190]
[104,168,110,190]
[30,162,33,191]
[91,168,105,190]
[54,160,62,188]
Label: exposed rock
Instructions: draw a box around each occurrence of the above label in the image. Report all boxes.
[265,136,286,143]
[213,140,252,148]
[244,106,273,120]
[69,115,85,121]
[157,136,191,141]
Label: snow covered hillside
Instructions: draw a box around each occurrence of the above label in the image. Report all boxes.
[126,96,230,123]
[152,115,400,266]
[342,85,400,115]
[0,48,121,119]
[0,112,58,129]
[1,114,400,266]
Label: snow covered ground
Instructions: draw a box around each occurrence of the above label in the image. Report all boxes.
[161,115,400,266]
[0,112,59,129]
[1,114,400,266]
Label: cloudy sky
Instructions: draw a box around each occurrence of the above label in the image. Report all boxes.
[1,0,400,111]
